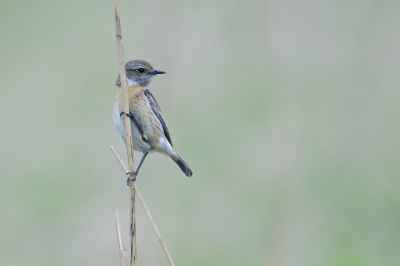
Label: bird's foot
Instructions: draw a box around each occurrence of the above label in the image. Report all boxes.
[126,172,136,186]
[120,112,133,118]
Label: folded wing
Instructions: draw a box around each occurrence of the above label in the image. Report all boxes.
[143,89,173,146]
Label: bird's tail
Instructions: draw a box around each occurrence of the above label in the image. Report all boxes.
[173,155,193,177]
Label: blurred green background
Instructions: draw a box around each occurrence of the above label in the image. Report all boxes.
[1,0,400,265]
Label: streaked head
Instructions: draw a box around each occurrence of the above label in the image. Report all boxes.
[115,60,165,87]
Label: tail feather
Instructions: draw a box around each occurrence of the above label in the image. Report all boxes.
[173,156,193,177]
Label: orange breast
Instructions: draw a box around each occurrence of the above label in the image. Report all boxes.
[114,85,147,112]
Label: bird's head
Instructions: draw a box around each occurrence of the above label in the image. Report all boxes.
[115,60,166,87]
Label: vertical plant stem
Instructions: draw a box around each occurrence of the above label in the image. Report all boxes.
[110,146,176,266]
[112,0,137,265]
[114,207,127,266]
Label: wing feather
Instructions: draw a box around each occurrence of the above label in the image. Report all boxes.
[143,89,173,146]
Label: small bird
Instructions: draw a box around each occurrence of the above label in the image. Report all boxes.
[113,60,193,183]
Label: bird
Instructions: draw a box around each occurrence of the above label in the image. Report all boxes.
[113,60,193,183]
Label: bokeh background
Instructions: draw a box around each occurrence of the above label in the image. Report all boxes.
[1,0,400,265]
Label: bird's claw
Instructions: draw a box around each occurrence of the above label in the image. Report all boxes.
[120,112,133,118]
[126,172,136,186]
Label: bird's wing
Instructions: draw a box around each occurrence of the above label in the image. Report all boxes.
[143,89,173,146]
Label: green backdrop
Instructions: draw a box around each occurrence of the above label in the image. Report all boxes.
[1,1,400,265]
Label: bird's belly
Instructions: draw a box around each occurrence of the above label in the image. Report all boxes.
[113,105,164,153]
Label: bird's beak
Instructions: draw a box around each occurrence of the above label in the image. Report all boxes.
[151,70,166,75]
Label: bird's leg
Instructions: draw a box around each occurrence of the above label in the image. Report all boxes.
[134,151,149,179]
[120,111,133,118]
[126,151,149,185]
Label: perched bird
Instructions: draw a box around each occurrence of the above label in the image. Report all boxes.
[113,60,193,182]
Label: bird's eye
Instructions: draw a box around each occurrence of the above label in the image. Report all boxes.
[137,68,145,73]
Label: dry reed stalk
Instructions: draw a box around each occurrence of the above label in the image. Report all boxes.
[110,146,176,266]
[112,0,137,265]
[113,207,127,266]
